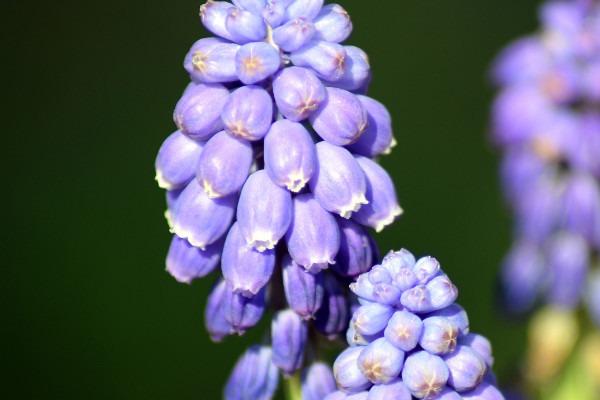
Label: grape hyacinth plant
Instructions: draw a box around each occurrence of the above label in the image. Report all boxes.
[155,0,403,397]
[329,249,504,400]
[490,0,600,396]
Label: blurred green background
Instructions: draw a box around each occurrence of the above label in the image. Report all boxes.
[1,0,540,398]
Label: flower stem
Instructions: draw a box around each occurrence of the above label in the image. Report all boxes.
[283,371,302,400]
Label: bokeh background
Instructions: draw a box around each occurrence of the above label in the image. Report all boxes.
[1,0,540,398]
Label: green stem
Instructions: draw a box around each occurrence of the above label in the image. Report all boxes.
[283,371,302,400]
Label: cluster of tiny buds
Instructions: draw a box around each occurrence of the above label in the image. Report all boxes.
[490,0,600,323]
[328,249,505,400]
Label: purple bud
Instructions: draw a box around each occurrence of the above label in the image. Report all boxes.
[324,392,348,400]
[285,194,340,272]
[345,95,393,157]
[324,46,371,92]
[366,379,411,400]
[204,278,233,342]
[358,338,405,384]
[237,170,292,251]
[271,309,307,376]
[349,274,377,303]
[459,333,494,367]
[261,0,287,28]
[384,310,423,352]
[515,177,561,245]
[333,217,375,277]
[291,41,347,81]
[413,256,441,285]
[165,188,183,228]
[284,0,324,23]
[545,232,589,308]
[222,281,266,334]
[232,0,265,14]
[221,222,276,297]
[224,345,279,400]
[166,235,223,283]
[352,303,394,337]
[184,38,239,83]
[426,275,459,311]
[500,241,546,313]
[372,282,402,306]
[561,172,600,247]
[443,345,487,392]
[491,86,551,147]
[400,285,434,313]
[199,1,236,41]
[171,180,236,249]
[310,142,368,218]
[222,85,273,141]
[500,148,547,203]
[460,381,505,400]
[196,131,253,198]
[235,42,282,84]
[584,60,600,102]
[309,88,368,145]
[426,303,470,338]
[346,393,369,400]
[432,387,462,400]
[225,8,267,44]
[419,316,459,355]
[315,273,349,338]
[173,83,229,141]
[313,4,352,43]
[282,254,324,320]
[491,37,549,85]
[302,362,337,400]
[272,66,327,121]
[273,18,316,52]
[155,130,204,190]
[381,249,416,276]
[333,347,373,394]
[570,113,600,179]
[263,119,317,192]
[401,351,449,399]
[368,265,392,284]
[347,318,383,346]
[352,156,403,232]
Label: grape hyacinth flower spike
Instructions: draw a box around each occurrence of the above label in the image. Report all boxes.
[154,0,402,398]
[331,249,505,399]
[490,0,600,397]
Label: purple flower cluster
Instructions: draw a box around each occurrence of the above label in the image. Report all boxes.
[491,0,600,321]
[155,0,402,397]
[329,249,504,400]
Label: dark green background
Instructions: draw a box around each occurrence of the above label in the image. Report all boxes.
[1,0,538,398]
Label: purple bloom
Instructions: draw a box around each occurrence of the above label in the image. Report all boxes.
[352,156,403,232]
[309,87,368,145]
[173,83,229,140]
[235,41,282,84]
[333,217,376,278]
[237,170,292,251]
[196,130,253,198]
[285,193,340,272]
[224,345,279,400]
[309,141,367,218]
[222,281,266,335]
[166,235,223,283]
[315,272,349,338]
[155,130,204,190]
[221,222,276,297]
[263,119,318,192]
[302,362,337,400]
[221,85,273,141]
[271,309,307,377]
[184,38,239,83]
[272,66,326,121]
[171,179,236,249]
[282,254,324,320]
[345,95,393,157]
[205,278,233,342]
